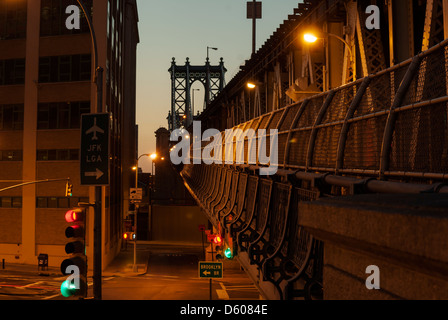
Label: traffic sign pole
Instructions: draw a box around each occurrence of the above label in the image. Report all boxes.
[76,0,103,300]
[199,261,223,300]
[80,113,109,186]
[94,67,103,301]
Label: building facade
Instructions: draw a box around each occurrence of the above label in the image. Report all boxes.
[0,0,139,269]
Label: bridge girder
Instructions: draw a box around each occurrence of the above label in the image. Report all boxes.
[195,0,448,133]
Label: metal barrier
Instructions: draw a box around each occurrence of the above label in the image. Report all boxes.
[237,179,273,254]
[188,38,448,182]
[179,38,448,300]
[248,182,292,267]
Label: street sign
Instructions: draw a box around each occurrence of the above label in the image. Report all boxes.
[130,188,143,200]
[80,113,110,186]
[199,262,223,279]
[247,1,262,19]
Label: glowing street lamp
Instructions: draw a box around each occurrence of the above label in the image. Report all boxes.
[303,33,318,43]
[302,30,356,87]
[247,82,257,89]
[132,152,156,272]
[303,31,353,59]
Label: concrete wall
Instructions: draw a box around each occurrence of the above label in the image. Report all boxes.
[151,205,209,244]
[298,193,448,300]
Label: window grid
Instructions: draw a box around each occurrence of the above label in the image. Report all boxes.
[37,149,79,161]
[37,101,90,129]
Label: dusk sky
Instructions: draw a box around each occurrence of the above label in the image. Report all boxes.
[135,0,303,171]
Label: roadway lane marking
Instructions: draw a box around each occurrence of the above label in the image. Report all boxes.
[216,282,230,300]
[22,281,43,288]
[144,274,180,279]
[43,293,60,300]
[224,285,259,291]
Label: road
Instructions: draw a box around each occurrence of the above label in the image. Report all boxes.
[102,243,262,300]
[0,242,262,301]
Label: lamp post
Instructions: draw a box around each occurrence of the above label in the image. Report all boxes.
[207,46,218,61]
[148,153,157,242]
[303,31,356,90]
[132,153,157,272]
[76,0,103,300]
[192,88,200,118]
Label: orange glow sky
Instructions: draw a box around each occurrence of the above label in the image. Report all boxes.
[135,0,303,172]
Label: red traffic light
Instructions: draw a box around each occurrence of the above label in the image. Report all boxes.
[213,235,223,245]
[123,232,135,241]
[65,209,85,223]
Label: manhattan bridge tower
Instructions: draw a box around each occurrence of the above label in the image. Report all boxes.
[168,56,227,131]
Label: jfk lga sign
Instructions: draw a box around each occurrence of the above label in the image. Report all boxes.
[80,113,110,186]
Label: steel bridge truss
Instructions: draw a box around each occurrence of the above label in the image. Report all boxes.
[168,57,226,131]
[179,37,448,300]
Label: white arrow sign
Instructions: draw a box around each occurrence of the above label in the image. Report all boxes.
[84,168,104,180]
[203,270,211,276]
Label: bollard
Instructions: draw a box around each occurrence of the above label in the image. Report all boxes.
[2,259,4,269]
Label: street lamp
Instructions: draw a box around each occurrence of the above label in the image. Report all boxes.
[192,88,200,117]
[303,31,356,88]
[207,46,218,61]
[303,32,354,63]
[76,0,103,301]
[132,153,156,272]
[304,33,318,43]
[247,82,257,89]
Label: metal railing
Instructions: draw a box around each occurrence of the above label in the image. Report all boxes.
[190,38,448,183]
[180,39,448,300]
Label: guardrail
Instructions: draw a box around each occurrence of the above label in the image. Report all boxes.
[179,38,448,300]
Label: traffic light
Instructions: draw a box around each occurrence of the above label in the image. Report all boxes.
[65,181,73,197]
[213,234,223,246]
[224,247,233,259]
[60,208,87,298]
[123,232,135,241]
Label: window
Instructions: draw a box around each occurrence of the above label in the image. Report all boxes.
[47,197,58,208]
[0,197,22,208]
[0,197,11,208]
[12,197,22,208]
[36,196,89,208]
[37,149,79,161]
[37,101,90,129]
[0,150,23,161]
[0,59,26,85]
[39,55,92,83]
[36,197,47,208]
[0,104,24,130]
[58,197,69,208]
[0,0,27,40]
[40,0,93,36]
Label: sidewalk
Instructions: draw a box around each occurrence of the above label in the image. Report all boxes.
[0,261,61,277]
[0,240,205,278]
[103,243,151,277]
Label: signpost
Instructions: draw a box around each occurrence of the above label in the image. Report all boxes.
[199,261,223,301]
[199,262,223,279]
[80,113,110,186]
[80,113,109,300]
[247,1,262,55]
[130,188,143,202]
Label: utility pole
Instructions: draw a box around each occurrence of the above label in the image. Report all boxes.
[252,0,256,55]
[77,0,103,300]
[247,1,262,55]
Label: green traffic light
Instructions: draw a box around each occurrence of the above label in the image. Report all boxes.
[60,280,77,298]
[224,247,233,259]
